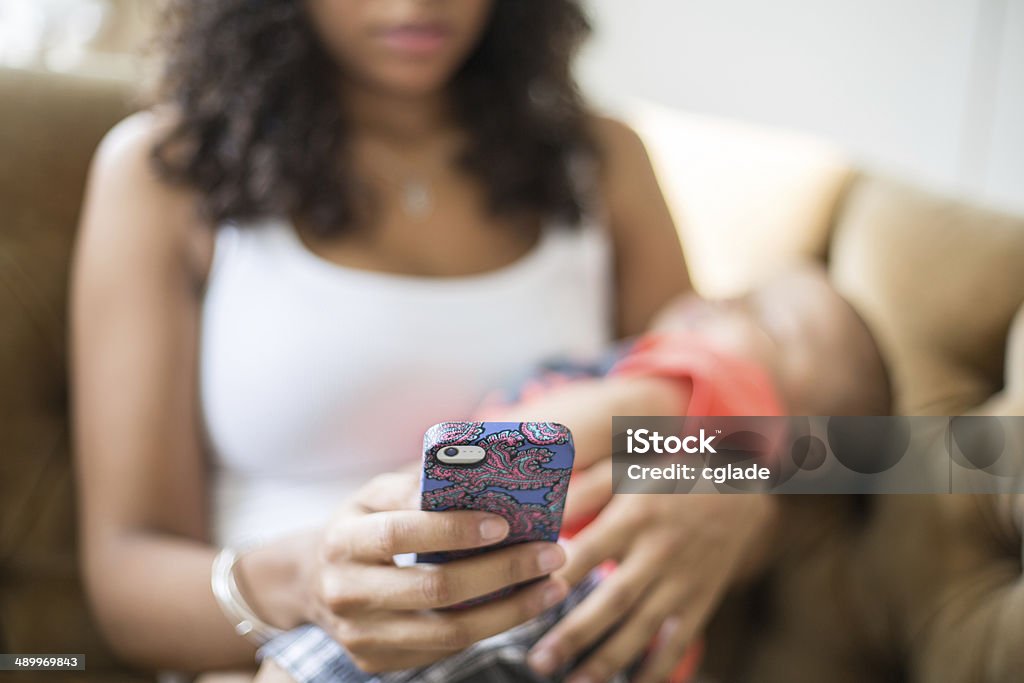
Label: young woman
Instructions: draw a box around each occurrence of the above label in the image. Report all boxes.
[71,1,771,681]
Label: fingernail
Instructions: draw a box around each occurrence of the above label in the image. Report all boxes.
[537,546,564,572]
[541,582,566,608]
[528,646,558,675]
[658,615,683,642]
[480,517,507,541]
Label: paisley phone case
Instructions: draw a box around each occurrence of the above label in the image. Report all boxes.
[417,421,575,568]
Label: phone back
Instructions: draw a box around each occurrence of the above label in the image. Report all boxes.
[418,421,575,564]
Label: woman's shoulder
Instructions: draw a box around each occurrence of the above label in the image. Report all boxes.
[82,109,214,286]
[582,112,661,217]
[584,113,649,161]
[90,108,191,205]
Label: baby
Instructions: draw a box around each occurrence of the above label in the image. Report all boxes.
[252,263,891,683]
[642,261,890,417]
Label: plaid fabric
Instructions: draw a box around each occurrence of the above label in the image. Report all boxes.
[256,572,632,683]
[480,346,632,410]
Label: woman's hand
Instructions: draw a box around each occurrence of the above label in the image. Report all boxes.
[253,658,298,683]
[528,491,778,683]
[304,472,570,673]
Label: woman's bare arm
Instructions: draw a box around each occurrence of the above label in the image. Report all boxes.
[71,112,310,672]
[589,115,693,338]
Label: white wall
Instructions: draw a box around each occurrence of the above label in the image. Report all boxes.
[988,0,1024,209]
[577,0,1024,214]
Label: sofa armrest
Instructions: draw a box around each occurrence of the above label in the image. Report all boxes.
[908,304,1024,682]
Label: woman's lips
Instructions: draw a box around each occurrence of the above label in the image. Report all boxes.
[378,24,452,57]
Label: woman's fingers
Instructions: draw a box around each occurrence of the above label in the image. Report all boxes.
[529,550,659,676]
[352,470,422,513]
[562,460,613,528]
[632,617,702,683]
[322,542,566,612]
[332,577,570,654]
[555,500,632,587]
[409,542,566,609]
[565,581,685,683]
[325,509,510,562]
[395,577,569,650]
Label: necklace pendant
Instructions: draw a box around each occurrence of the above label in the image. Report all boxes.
[402,179,433,218]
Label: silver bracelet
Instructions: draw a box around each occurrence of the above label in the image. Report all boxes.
[211,545,286,646]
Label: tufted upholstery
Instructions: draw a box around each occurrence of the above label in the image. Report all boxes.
[2,67,1023,682]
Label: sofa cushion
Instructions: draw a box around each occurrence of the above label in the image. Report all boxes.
[627,99,854,298]
[0,67,150,681]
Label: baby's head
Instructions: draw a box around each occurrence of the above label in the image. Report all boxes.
[654,264,891,416]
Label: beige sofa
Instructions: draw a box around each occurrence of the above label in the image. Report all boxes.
[1,66,1022,682]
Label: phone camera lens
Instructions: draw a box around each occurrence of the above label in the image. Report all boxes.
[443,447,459,457]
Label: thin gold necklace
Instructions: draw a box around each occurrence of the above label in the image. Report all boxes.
[358,166,434,219]
[398,176,433,218]
[359,142,451,219]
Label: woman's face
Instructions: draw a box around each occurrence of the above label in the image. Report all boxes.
[307,0,495,97]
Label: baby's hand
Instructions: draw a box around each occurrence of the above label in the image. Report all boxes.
[253,658,297,683]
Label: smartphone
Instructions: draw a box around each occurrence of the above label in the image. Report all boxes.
[417,421,575,582]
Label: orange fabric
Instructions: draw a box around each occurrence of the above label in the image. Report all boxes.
[609,331,786,418]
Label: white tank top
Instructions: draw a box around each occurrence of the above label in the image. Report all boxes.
[198,214,615,547]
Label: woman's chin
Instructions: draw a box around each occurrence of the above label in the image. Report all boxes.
[367,66,457,100]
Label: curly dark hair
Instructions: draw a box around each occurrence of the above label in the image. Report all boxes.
[151,0,597,236]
